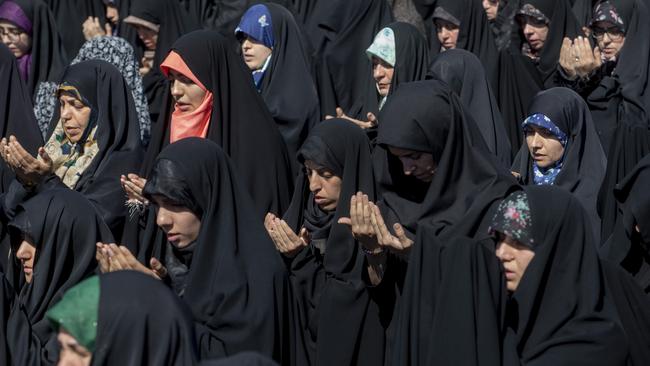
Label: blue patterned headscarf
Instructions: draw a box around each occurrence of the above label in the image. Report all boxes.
[522,113,568,185]
[235,5,274,88]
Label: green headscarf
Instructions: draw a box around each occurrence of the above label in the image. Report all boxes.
[46,276,100,353]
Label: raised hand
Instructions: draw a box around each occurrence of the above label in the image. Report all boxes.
[338,192,383,253]
[265,213,309,257]
[1,136,53,185]
[573,36,602,78]
[121,173,148,204]
[82,16,110,41]
[370,204,413,254]
[325,107,378,130]
[95,242,165,280]
[559,37,577,79]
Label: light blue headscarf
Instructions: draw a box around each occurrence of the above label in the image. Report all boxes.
[522,113,568,185]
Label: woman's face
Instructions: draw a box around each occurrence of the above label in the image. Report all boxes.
[525,124,565,168]
[372,56,394,97]
[483,0,499,21]
[304,160,342,212]
[0,20,31,58]
[59,93,92,144]
[15,236,36,283]
[435,19,460,50]
[134,24,158,50]
[495,232,535,292]
[105,4,119,26]
[168,69,207,113]
[388,146,436,182]
[592,21,625,61]
[240,36,272,70]
[57,329,91,366]
[152,194,201,248]
[521,16,549,51]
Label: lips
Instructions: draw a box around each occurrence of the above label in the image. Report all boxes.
[175,102,191,112]
[167,233,180,242]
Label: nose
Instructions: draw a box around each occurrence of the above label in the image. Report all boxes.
[156,207,173,229]
[530,132,543,148]
[170,80,183,98]
[60,104,71,120]
[401,158,416,175]
[16,242,31,261]
[242,39,251,51]
[495,241,510,261]
[373,63,385,80]
[523,24,534,36]
[308,172,322,193]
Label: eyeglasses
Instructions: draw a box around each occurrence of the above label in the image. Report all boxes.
[0,27,25,40]
[591,26,624,41]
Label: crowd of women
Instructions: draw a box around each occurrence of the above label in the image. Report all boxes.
[0,0,648,365]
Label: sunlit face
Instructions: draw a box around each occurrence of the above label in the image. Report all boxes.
[168,69,207,113]
[0,20,31,58]
[15,235,36,284]
[495,232,535,292]
[59,93,92,144]
[240,36,272,70]
[525,124,565,169]
[57,329,91,366]
[106,4,119,26]
[152,194,201,248]
[304,160,342,212]
[435,18,460,50]
[520,16,549,51]
[388,146,436,182]
[592,21,625,61]
[133,24,158,50]
[372,56,394,97]
[483,0,500,21]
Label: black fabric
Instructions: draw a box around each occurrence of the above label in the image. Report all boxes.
[429,49,512,165]
[127,0,199,124]
[502,186,628,366]
[282,119,392,366]
[199,351,279,366]
[601,153,650,295]
[432,0,500,88]
[386,232,505,366]
[7,0,67,97]
[311,0,394,118]
[43,0,104,58]
[512,87,606,236]
[0,44,42,271]
[142,138,291,362]
[255,3,320,177]
[583,0,650,152]
[91,271,198,365]
[0,272,14,365]
[5,189,113,365]
[40,60,143,240]
[597,126,650,244]
[375,80,519,238]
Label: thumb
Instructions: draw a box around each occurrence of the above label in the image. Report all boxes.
[150,257,167,277]
[593,46,602,64]
[367,112,377,124]
[335,107,345,118]
[299,228,310,245]
[337,217,352,226]
[39,147,52,163]
[394,223,408,242]
[105,22,112,35]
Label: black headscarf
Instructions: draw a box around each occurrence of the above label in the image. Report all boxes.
[375,80,518,238]
[584,0,650,152]
[502,186,628,366]
[43,0,105,57]
[145,30,293,217]
[142,138,291,362]
[39,60,143,239]
[431,0,500,88]
[127,0,198,123]
[429,48,512,164]
[282,119,391,366]
[5,189,113,365]
[1,0,67,96]
[312,0,394,118]
[601,153,650,294]
[241,3,320,176]
[512,87,606,235]
[91,271,199,365]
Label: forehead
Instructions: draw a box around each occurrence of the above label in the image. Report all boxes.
[592,20,618,29]
[434,18,458,28]
[0,20,19,30]
[58,93,82,103]
[388,146,420,156]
